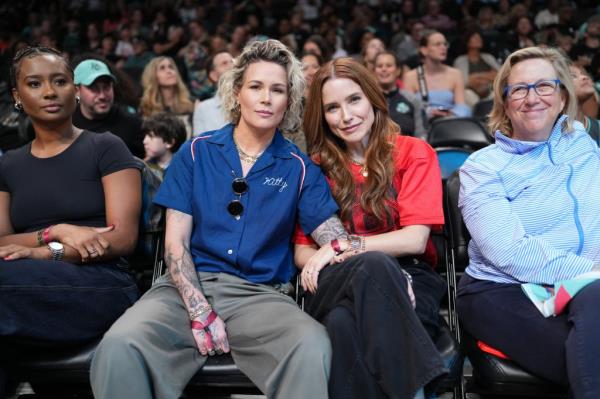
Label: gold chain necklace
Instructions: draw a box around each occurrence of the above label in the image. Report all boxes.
[233,134,265,165]
[350,159,368,177]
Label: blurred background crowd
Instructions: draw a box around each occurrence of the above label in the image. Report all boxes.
[0,0,599,155]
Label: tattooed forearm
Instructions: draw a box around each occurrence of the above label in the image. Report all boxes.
[310,215,348,247]
[166,243,210,319]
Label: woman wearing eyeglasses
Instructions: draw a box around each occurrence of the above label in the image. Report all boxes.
[91,39,347,399]
[295,57,447,399]
[457,47,600,398]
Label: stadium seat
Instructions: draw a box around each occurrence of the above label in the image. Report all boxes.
[444,171,569,398]
[472,99,494,127]
[427,117,492,181]
[427,117,492,150]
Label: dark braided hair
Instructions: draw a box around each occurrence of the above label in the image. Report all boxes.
[10,46,73,90]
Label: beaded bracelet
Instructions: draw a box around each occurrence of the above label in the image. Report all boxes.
[36,229,45,247]
[348,235,366,253]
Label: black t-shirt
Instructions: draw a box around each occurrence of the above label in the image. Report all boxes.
[73,104,144,158]
[0,131,140,233]
[385,89,416,137]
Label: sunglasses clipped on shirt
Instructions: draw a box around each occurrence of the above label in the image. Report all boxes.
[227,177,248,218]
[503,79,562,100]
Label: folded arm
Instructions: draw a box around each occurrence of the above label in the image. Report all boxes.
[0,168,141,263]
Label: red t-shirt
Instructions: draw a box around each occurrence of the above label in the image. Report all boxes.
[294,135,444,266]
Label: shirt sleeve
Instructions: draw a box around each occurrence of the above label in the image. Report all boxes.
[296,156,339,236]
[192,101,206,137]
[292,222,316,245]
[459,158,595,284]
[95,132,140,176]
[397,139,444,229]
[153,140,194,215]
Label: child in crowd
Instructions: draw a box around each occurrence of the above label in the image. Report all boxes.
[142,112,186,176]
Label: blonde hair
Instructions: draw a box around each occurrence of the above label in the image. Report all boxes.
[140,56,194,117]
[218,39,305,134]
[489,46,577,136]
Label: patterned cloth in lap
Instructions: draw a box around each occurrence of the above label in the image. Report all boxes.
[522,271,600,317]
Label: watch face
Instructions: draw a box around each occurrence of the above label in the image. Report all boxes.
[48,242,64,250]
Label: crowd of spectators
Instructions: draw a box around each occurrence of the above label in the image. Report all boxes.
[0,0,600,151]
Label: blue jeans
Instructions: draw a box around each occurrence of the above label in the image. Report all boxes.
[306,252,447,399]
[457,275,600,399]
[0,259,139,343]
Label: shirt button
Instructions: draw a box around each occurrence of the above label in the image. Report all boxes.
[227,249,233,255]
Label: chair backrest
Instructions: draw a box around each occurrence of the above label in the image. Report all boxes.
[436,147,472,180]
[428,117,492,150]
[444,171,470,273]
[472,99,493,126]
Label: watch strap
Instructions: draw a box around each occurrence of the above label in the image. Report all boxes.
[48,242,64,261]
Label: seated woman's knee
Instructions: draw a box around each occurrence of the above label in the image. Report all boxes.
[293,319,332,360]
[571,279,600,312]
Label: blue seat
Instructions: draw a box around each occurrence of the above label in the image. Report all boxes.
[436,147,472,180]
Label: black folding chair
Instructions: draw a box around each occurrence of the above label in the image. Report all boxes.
[472,99,494,127]
[444,171,568,398]
[6,226,165,398]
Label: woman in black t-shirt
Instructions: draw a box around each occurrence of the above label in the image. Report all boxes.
[0,46,141,395]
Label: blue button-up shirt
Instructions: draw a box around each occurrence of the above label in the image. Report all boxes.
[459,115,600,285]
[154,124,338,284]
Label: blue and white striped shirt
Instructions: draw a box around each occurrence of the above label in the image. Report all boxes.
[459,115,600,285]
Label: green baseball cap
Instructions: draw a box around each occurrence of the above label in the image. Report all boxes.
[74,59,116,86]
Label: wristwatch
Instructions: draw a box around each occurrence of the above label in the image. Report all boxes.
[47,241,64,261]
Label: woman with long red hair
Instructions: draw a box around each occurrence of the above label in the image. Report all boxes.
[295,57,447,399]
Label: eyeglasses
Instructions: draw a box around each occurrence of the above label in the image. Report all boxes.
[503,79,561,100]
[227,177,248,218]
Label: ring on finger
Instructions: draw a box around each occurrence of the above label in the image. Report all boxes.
[208,350,216,356]
[215,349,223,355]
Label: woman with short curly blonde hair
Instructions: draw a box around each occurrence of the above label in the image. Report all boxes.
[218,39,304,134]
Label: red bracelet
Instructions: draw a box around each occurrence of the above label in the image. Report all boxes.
[191,311,218,331]
[330,238,343,255]
[42,225,54,245]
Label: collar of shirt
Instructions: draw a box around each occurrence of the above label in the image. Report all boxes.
[204,124,294,175]
[494,114,568,155]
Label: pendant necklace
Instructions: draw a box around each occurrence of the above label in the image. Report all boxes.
[350,159,368,177]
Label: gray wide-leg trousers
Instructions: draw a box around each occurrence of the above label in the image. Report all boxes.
[90,272,331,399]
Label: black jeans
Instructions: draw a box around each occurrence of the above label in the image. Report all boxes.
[0,259,139,342]
[0,258,139,398]
[457,274,600,399]
[306,252,447,399]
